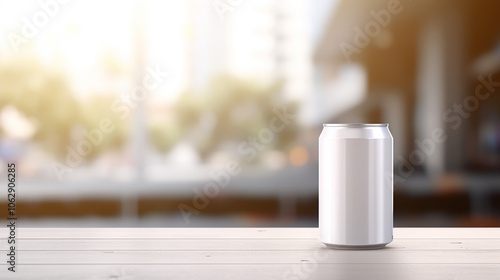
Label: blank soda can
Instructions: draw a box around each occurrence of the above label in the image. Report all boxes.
[319,123,393,249]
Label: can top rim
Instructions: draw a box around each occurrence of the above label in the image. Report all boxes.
[323,123,388,127]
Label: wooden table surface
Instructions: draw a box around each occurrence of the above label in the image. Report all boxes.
[1,228,499,279]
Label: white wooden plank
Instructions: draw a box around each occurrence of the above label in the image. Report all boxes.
[1,264,499,280]
[0,228,315,239]
[1,238,499,251]
[0,249,498,264]
[1,228,499,239]
[394,228,500,239]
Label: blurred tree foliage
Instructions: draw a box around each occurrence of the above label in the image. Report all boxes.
[0,57,128,160]
[0,57,298,162]
[149,116,182,153]
[167,75,299,160]
[79,94,129,158]
[0,57,79,157]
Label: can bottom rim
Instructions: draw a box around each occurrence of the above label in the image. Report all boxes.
[322,241,391,250]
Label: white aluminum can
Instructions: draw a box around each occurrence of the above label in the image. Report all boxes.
[319,123,393,249]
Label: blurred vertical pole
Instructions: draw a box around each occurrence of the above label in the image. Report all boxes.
[415,16,447,178]
[132,0,147,183]
[122,0,148,222]
[273,0,285,86]
[415,8,466,177]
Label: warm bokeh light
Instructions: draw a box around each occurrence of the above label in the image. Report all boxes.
[289,146,309,166]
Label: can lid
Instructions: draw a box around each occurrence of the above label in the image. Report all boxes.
[323,123,388,127]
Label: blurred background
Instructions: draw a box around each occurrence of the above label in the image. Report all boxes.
[0,0,499,227]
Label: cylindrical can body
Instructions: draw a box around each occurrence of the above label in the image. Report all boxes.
[319,123,393,249]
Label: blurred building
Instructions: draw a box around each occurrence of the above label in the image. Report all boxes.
[186,0,312,102]
[312,0,500,225]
